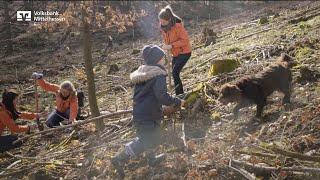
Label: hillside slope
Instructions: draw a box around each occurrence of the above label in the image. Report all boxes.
[0,1,320,179]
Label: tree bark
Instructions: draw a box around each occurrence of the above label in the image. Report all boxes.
[4,0,13,55]
[81,7,104,130]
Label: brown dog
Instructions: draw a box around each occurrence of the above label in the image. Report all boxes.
[218,53,294,119]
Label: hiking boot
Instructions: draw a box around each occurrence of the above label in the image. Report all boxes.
[111,150,130,179]
[146,152,166,167]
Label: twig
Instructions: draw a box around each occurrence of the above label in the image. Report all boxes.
[47,130,76,153]
[237,150,277,159]
[231,159,320,173]
[5,152,38,160]
[0,166,33,178]
[13,109,133,144]
[228,158,257,180]
[88,155,96,172]
[0,160,21,175]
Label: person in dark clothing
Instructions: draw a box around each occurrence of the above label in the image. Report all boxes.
[159,5,192,95]
[111,45,186,178]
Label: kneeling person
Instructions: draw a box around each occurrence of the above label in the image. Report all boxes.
[32,73,79,128]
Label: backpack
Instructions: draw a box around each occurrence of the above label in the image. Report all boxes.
[77,90,85,107]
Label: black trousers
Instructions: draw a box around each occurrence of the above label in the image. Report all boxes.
[172,53,191,95]
[0,135,22,153]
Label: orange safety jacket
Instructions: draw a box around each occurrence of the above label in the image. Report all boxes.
[161,22,192,57]
[37,79,78,121]
[0,103,36,135]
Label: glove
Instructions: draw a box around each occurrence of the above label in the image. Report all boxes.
[31,72,43,79]
[163,105,178,116]
[71,119,78,124]
[162,44,172,50]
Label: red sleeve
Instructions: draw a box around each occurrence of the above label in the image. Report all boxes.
[37,79,60,93]
[20,112,37,120]
[0,111,29,133]
[171,23,190,48]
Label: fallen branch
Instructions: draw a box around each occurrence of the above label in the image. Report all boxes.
[237,28,271,40]
[237,150,277,159]
[5,152,37,160]
[13,109,133,144]
[231,159,320,174]
[228,158,256,180]
[267,145,320,163]
[289,11,320,24]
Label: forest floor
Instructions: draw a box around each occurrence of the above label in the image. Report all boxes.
[1,1,320,180]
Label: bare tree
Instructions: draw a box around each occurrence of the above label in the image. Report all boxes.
[81,6,104,130]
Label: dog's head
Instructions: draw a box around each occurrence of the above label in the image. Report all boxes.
[278,53,296,68]
[218,84,242,104]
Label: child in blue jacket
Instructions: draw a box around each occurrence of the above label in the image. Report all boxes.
[111,45,185,178]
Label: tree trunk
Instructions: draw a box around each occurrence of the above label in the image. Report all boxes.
[4,0,13,55]
[81,7,104,131]
[92,0,96,28]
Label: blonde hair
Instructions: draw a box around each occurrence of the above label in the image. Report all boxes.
[59,81,77,97]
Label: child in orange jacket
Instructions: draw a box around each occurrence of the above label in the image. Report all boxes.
[159,5,192,95]
[32,72,79,128]
[0,89,39,152]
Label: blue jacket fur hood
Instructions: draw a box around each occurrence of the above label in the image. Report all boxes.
[130,65,181,126]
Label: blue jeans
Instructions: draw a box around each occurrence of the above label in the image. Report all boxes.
[46,109,70,128]
[124,122,161,157]
[172,53,191,95]
[0,135,22,153]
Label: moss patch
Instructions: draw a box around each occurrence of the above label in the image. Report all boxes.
[258,17,269,25]
[227,46,242,55]
[208,59,240,77]
[295,47,313,61]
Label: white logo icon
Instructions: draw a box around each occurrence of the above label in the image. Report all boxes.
[17,11,32,21]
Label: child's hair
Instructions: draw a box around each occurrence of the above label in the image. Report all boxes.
[158,5,181,21]
[59,81,77,97]
[2,89,20,120]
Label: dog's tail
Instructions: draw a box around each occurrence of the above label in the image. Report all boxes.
[279,53,296,68]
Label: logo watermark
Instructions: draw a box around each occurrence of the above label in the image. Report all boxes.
[17,11,32,21]
[17,10,65,22]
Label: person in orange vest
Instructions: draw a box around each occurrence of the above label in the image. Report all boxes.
[32,72,79,128]
[0,89,40,152]
[159,5,192,95]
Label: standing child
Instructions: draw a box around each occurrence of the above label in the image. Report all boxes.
[0,89,40,152]
[111,45,185,178]
[159,5,192,95]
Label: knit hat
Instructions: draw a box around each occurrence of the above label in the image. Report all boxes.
[142,45,165,65]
